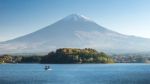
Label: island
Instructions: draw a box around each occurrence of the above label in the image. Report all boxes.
[0,48,114,64]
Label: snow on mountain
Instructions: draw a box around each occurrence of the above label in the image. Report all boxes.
[1,14,150,54]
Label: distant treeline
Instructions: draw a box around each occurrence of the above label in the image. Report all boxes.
[112,55,150,63]
[0,48,114,64]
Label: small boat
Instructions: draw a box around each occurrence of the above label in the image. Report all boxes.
[44,65,52,70]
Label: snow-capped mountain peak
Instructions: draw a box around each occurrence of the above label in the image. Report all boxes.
[62,14,91,22]
[1,14,150,54]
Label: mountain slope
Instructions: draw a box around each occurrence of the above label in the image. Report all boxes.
[1,14,150,54]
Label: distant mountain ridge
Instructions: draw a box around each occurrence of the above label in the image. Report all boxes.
[1,14,150,54]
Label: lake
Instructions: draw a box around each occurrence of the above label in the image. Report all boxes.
[0,64,150,84]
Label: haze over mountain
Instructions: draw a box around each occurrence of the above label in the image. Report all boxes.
[1,14,150,54]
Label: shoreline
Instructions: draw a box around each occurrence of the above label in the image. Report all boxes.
[0,63,149,65]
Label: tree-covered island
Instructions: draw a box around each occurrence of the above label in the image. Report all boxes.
[41,48,114,63]
[0,48,114,64]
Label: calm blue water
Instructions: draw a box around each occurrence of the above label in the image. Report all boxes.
[0,64,150,84]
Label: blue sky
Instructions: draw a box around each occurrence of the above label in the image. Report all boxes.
[1,0,150,41]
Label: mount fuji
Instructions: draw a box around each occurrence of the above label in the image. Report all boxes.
[1,14,150,54]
